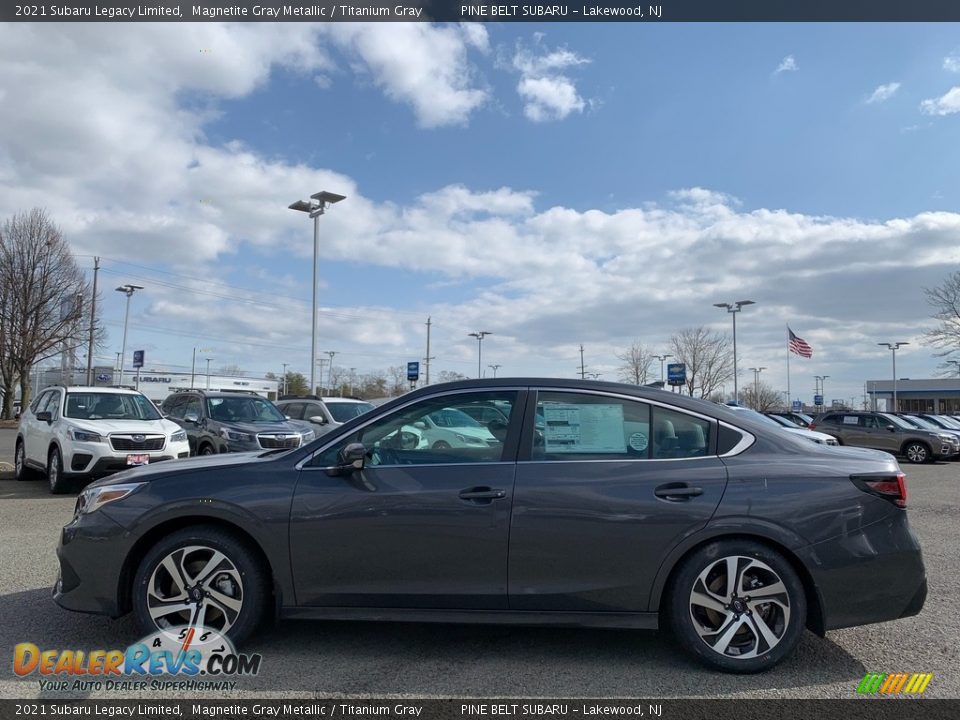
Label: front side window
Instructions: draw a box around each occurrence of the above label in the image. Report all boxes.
[307,391,519,468]
[40,391,62,418]
[324,401,374,423]
[65,392,160,420]
[531,392,711,461]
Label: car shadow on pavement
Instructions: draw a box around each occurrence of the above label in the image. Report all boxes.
[2,588,866,699]
[0,476,85,500]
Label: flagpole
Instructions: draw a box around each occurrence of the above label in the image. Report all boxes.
[786,325,791,407]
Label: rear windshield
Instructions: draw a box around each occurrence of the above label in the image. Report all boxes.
[65,392,161,421]
[325,401,375,423]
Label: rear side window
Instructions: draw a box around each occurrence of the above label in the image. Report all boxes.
[282,403,305,420]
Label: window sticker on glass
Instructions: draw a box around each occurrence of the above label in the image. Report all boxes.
[542,403,627,454]
[628,431,649,452]
[842,416,858,425]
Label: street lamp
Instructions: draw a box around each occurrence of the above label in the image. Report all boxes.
[748,367,766,408]
[468,331,492,378]
[205,357,214,390]
[878,342,909,412]
[655,353,673,383]
[114,284,144,386]
[814,375,830,410]
[281,363,289,396]
[191,347,213,389]
[713,300,755,403]
[289,190,346,400]
[488,363,501,378]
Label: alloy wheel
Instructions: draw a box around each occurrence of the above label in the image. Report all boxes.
[15,444,24,478]
[688,555,791,660]
[145,545,244,634]
[905,443,928,463]
[48,451,61,492]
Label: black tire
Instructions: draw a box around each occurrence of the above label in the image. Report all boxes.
[199,444,216,456]
[902,442,931,464]
[47,446,68,494]
[14,440,35,481]
[666,539,807,673]
[132,526,268,646]
[432,441,451,450]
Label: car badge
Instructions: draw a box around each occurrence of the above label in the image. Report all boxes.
[132,434,145,442]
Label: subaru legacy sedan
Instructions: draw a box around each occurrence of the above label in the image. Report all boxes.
[54,379,926,673]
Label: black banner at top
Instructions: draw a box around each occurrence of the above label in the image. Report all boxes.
[3,0,960,23]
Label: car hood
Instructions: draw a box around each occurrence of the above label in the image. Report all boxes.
[66,418,180,435]
[89,451,266,487]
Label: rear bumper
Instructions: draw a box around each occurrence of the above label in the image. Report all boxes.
[801,510,926,631]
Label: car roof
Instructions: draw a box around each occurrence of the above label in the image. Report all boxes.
[60,386,144,395]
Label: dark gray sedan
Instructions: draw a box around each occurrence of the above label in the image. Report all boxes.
[54,379,926,673]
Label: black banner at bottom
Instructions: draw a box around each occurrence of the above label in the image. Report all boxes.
[0,700,958,720]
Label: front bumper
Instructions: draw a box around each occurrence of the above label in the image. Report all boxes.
[53,508,132,617]
[65,440,191,476]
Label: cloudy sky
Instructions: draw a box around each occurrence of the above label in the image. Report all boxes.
[2,22,960,404]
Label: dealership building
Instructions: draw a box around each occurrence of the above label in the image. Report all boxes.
[866,378,960,414]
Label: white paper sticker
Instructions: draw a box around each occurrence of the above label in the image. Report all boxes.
[542,403,627,454]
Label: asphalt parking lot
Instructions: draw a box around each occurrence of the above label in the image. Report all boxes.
[0,426,957,700]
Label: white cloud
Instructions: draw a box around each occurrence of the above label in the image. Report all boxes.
[920,86,960,116]
[510,38,591,122]
[866,82,901,104]
[774,55,798,74]
[944,52,960,73]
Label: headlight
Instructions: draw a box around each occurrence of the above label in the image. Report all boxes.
[170,430,187,443]
[75,483,145,516]
[300,430,315,443]
[455,433,486,445]
[219,429,253,442]
[68,428,103,443]
[938,434,953,442]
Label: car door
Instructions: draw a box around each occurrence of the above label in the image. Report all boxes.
[290,389,525,609]
[23,390,52,464]
[31,389,62,464]
[860,414,897,451]
[509,389,728,612]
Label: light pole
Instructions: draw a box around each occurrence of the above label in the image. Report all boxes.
[468,331,492,378]
[289,190,346,401]
[655,353,673,384]
[281,363,289,396]
[878,342,908,412]
[713,300,755,403]
[325,350,337,395]
[191,347,213,389]
[349,367,356,396]
[114,284,143,386]
[748,367,766,409]
[488,364,501,378]
[814,375,830,410]
[206,358,214,390]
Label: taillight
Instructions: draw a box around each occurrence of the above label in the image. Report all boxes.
[807,423,817,430]
[851,472,907,508]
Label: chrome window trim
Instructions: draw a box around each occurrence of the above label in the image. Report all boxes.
[295,386,528,471]
[717,421,756,457]
[310,460,516,472]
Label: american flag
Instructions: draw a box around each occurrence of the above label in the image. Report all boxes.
[788,327,813,358]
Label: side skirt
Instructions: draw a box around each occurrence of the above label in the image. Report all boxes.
[280,607,659,630]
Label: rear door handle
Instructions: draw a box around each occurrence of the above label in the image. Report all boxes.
[459,487,507,502]
[654,484,704,501]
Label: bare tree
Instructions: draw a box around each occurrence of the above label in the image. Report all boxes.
[386,365,408,396]
[924,271,960,373]
[0,209,92,417]
[218,364,245,377]
[739,380,783,412]
[434,370,467,384]
[668,326,734,398]
[616,340,655,385]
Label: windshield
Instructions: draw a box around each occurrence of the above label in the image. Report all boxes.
[428,408,484,429]
[326,401,375,423]
[934,415,960,429]
[881,413,918,430]
[904,415,940,430]
[65,392,161,421]
[207,397,286,423]
[768,415,799,427]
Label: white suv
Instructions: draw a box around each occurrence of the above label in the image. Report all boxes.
[15,386,191,493]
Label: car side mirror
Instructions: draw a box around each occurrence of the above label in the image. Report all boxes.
[184,412,200,424]
[336,442,366,473]
[308,415,328,425]
[413,421,427,430]
[886,425,896,431]
[36,411,52,423]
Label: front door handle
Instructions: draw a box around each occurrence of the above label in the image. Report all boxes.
[459,487,507,503]
[654,483,704,501]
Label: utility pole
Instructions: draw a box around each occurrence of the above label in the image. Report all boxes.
[326,350,337,395]
[424,316,434,385]
[579,344,586,379]
[85,257,100,385]
[281,363,289,396]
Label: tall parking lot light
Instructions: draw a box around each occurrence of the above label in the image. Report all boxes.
[814,375,830,409]
[114,284,143,386]
[878,342,908,412]
[749,367,766,408]
[655,353,673,383]
[713,300,755,403]
[289,191,346,399]
[468,331,492,378]
[206,357,214,390]
[191,347,213,389]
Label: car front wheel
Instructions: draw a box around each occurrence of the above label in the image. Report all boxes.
[132,526,267,646]
[47,447,68,494]
[14,441,34,481]
[903,442,930,464]
[667,540,806,673]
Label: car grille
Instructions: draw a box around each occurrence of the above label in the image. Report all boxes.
[110,435,165,451]
[258,434,302,449]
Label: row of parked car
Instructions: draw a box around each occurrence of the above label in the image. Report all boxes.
[14,386,379,492]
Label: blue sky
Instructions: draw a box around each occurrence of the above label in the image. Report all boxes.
[2,21,960,403]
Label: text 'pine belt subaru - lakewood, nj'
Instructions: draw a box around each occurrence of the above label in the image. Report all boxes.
[54,379,926,673]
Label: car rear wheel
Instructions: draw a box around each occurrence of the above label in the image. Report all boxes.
[132,526,267,646]
[14,441,35,481]
[199,444,216,456]
[667,539,806,673]
[47,447,68,494]
[903,442,930,464]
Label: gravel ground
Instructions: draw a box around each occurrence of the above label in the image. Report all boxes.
[0,427,956,700]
